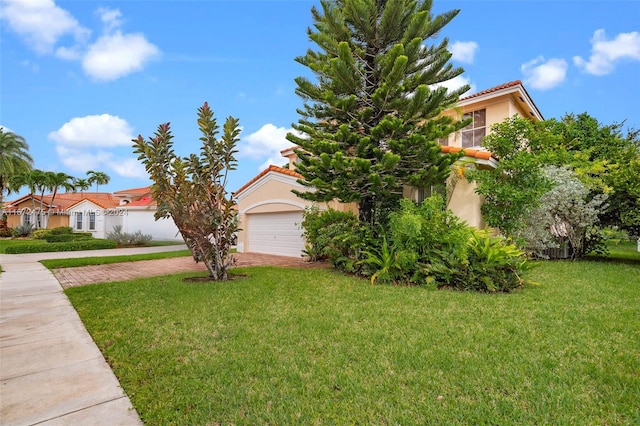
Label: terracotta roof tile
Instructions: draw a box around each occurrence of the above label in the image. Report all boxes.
[113,186,151,195]
[441,145,494,160]
[126,196,156,207]
[459,80,523,101]
[234,165,302,196]
[4,192,121,211]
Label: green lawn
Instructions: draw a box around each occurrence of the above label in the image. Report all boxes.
[66,258,640,425]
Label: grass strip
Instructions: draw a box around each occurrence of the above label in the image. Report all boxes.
[66,260,640,425]
[40,250,192,269]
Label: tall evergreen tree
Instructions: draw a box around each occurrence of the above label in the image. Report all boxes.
[288,0,468,226]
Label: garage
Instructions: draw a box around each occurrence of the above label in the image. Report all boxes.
[246,211,305,257]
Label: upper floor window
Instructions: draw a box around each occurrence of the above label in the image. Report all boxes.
[461,109,486,148]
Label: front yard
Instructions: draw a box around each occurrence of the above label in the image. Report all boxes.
[65,255,640,425]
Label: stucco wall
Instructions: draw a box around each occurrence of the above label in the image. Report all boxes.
[67,200,111,238]
[447,177,486,229]
[441,94,527,148]
[119,209,183,241]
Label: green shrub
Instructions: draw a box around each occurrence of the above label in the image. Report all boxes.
[5,239,117,254]
[358,196,529,292]
[44,233,93,243]
[32,229,52,239]
[106,225,153,246]
[462,231,529,292]
[301,206,363,265]
[11,223,34,238]
[50,226,74,235]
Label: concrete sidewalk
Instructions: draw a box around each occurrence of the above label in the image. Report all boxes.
[0,245,186,425]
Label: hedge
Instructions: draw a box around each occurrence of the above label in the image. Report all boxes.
[44,233,93,243]
[5,239,117,254]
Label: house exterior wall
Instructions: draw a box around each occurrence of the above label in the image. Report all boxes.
[119,208,182,241]
[441,94,531,148]
[67,200,109,238]
[446,177,486,229]
[236,176,311,253]
[4,199,68,230]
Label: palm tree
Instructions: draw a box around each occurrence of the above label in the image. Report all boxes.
[87,170,110,192]
[74,178,90,195]
[46,171,75,215]
[0,129,33,205]
[10,169,46,228]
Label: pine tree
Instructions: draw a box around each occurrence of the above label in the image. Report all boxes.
[288,0,468,226]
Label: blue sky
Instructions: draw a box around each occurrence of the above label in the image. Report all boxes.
[1,0,639,198]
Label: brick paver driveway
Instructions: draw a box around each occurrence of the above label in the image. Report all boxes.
[54,252,329,288]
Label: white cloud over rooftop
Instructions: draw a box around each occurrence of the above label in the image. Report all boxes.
[49,114,146,178]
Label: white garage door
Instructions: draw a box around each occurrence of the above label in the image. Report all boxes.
[247,211,305,257]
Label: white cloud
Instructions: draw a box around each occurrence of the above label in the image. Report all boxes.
[573,29,640,76]
[50,115,146,178]
[521,56,567,90]
[431,75,475,95]
[55,45,82,61]
[49,114,134,148]
[0,1,159,81]
[450,41,478,64]
[55,145,112,171]
[82,31,160,81]
[0,0,90,54]
[97,7,123,33]
[240,124,301,170]
[107,158,147,178]
[0,125,15,133]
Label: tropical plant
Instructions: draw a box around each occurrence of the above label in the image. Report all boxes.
[463,230,529,292]
[518,166,608,259]
[9,169,49,228]
[467,116,553,238]
[359,237,404,285]
[287,0,467,227]
[73,178,90,195]
[106,225,153,246]
[11,222,34,238]
[0,129,33,205]
[45,172,75,215]
[133,102,240,281]
[87,170,110,192]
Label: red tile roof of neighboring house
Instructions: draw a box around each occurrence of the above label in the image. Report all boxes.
[113,186,151,195]
[4,192,120,212]
[234,165,302,196]
[126,195,156,207]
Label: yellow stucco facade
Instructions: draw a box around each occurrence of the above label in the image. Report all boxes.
[234,81,542,255]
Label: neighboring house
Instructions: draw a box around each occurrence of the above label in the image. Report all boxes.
[113,187,183,241]
[3,187,183,241]
[235,80,543,257]
[66,196,122,239]
[3,192,121,235]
